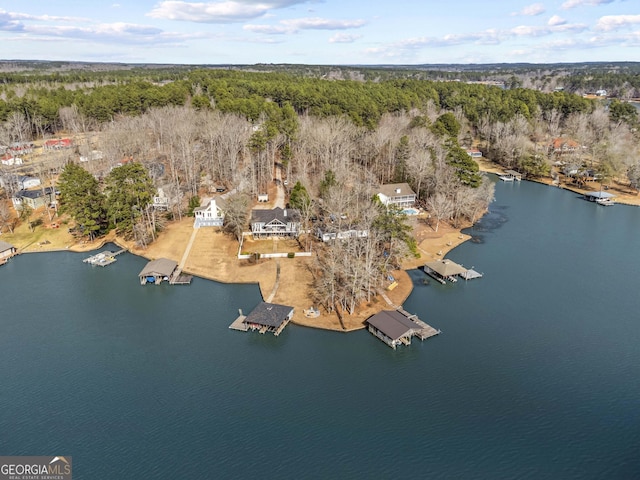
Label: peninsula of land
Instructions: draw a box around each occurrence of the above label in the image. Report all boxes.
[4,159,638,333]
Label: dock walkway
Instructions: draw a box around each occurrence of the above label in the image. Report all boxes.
[396,307,441,340]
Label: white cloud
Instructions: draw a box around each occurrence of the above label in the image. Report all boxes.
[243,24,290,34]
[281,17,366,30]
[329,33,361,43]
[521,3,546,16]
[548,15,567,26]
[510,21,586,37]
[561,0,614,10]
[595,15,640,31]
[245,17,366,35]
[0,8,89,24]
[147,0,313,23]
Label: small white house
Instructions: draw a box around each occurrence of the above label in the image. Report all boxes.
[193,198,225,228]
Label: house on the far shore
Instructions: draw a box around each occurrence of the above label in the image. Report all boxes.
[138,258,178,285]
[466,148,483,158]
[550,137,580,155]
[0,241,17,265]
[376,183,416,208]
[194,197,225,228]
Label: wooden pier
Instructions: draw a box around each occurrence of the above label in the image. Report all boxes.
[229,310,249,331]
[170,269,193,285]
[396,308,441,340]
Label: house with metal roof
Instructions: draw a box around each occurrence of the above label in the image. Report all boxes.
[376,183,417,208]
[250,207,300,239]
[0,241,16,265]
[138,258,178,285]
[243,301,294,336]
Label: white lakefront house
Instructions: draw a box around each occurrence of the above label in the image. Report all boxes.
[376,183,417,208]
[193,197,225,228]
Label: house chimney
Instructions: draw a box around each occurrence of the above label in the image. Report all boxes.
[395,188,401,194]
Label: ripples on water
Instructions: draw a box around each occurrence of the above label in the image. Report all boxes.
[1,178,639,479]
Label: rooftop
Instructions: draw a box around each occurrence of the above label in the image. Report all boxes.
[138,258,178,278]
[244,301,294,328]
[251,207,300,224]
[366,310,420,341]
[378,183,416,198]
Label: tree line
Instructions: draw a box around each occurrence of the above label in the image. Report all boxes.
[2,65,639,316]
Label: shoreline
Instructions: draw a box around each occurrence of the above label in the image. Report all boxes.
[11,157,633,333]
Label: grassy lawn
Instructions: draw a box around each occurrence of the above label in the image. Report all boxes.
[240,237,306,255]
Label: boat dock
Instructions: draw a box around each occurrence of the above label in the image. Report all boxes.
[229,302,294,336]
[366,308,440,349]
[229,310,249,331]
[83,249,126,267]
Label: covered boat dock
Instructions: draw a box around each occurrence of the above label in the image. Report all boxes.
[424,259,468,284]
[366,309,440,349]
[242,301,294,336]
[138,258,178,285]
[584,190,615,206]
[499,170,523,182]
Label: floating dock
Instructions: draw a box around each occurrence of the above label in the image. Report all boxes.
[83,249,126,267]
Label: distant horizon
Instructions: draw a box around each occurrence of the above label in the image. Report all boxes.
[1,1,640,65]
[2,59,640,69]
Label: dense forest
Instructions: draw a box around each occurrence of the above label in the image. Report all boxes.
[1,62,639,314]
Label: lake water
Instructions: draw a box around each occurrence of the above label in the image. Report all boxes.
[1,179,639,479]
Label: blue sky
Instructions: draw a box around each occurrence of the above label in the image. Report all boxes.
[0,0,639,65]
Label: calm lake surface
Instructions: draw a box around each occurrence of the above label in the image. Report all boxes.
[1,179,639,479]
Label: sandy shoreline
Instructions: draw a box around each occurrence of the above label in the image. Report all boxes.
[6,158,636,334]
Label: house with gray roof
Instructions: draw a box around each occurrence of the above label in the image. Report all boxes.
[250,207,300,239]
[11,187,56,211]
